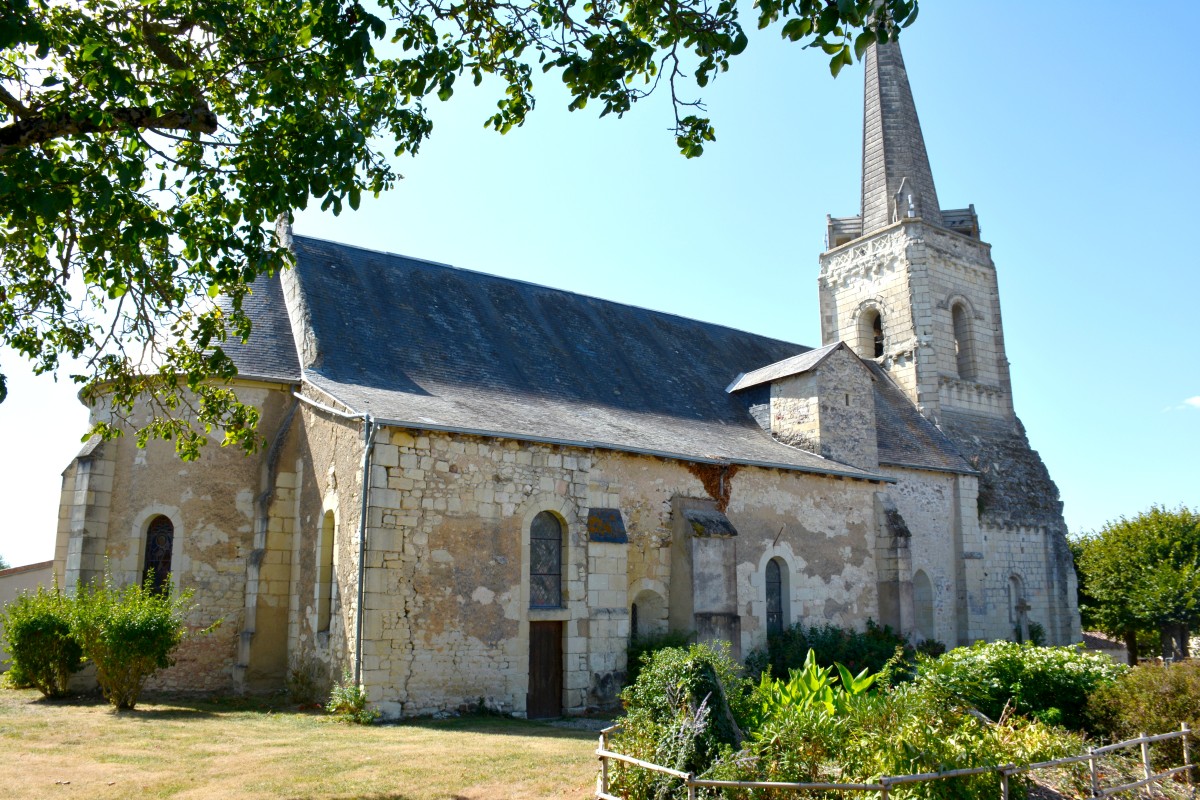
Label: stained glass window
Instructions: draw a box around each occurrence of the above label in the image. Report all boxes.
[143,515,174,592]
[529,511,563,608]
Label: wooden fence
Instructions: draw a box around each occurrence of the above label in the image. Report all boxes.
[596,723,1195,800]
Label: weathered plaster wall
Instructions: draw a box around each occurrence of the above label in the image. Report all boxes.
[349,427,884,719]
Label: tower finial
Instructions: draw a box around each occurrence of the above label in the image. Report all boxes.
[861,39,942,232]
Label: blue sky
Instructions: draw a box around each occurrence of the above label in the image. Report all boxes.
[2,2,1197,567]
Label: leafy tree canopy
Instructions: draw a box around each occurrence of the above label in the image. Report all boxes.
[1074,505,1200,661]
[0,0,916,458]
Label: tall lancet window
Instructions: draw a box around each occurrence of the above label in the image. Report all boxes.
[765,558,788,636]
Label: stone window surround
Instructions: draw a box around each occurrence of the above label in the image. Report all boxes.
[519,493,577,623]
[130,505,183,595]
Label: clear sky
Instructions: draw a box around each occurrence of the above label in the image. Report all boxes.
[2,2,1197,568]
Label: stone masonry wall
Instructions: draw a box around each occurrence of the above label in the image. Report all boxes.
[351,427,885,718]
[54,384,297,693]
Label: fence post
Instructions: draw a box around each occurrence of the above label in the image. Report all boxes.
[881,775,890,800]
[1184,723,1194,799]
[1000,767,1010,800]
[1089,747,1100,798]
[686,772,697,800]
[1140,731,1152,797]
[597,731,608,796]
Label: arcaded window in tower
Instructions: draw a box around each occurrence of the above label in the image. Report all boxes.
[316,511,336,634]
[765,557,789,636]
[858,308,884,359]
[952,302,977,380]
[142,515,174,591]
[529,511,564,608]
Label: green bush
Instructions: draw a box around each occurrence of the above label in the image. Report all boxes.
[72,574,194,710]
[610,642,747,798]
[914,641,1125,730]
[625,630,693,689]
[326,670,379,724]
[834,682,1082,800]
[745,619,913,681]
[0,586,83,698]
[1087,660,1200,766]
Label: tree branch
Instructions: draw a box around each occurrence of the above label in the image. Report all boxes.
[0,106,218,156]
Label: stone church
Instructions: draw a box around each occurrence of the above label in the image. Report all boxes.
[52,41,1079,718]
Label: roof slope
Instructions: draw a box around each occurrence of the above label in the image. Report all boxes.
[217,269,301,383]
[288,236,885,478]
[865,362,973,474]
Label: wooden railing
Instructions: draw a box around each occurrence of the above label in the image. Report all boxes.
[596,723,1195,800]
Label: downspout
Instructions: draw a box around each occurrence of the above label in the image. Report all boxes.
[354,413,376,686]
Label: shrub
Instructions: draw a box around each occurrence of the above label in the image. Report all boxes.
[326,670,379,724]
[72,574,194,710]
[1087,660,1200,766]
[746,619,912,681]
[836,682,1083,800]
[915,641,1125,730]
[0,585,83,697]
[610,642,747,798]
[624,629,693,689]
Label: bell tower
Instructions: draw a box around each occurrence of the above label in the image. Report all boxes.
[818,40,1013,424]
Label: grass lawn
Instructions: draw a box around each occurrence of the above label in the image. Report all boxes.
[0,688,600,799]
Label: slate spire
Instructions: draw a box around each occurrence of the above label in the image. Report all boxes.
[860,39,942,231]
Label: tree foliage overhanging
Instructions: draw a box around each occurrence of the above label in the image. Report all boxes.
[0,0,916,457]
[1074,505,1200,663]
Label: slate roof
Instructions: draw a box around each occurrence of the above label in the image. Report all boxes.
[725,342,844,392]
[223,235,970,481]
[217,266,301,383]
[864,361,974,474]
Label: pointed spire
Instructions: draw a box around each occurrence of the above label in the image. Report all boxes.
[861,40,942,232]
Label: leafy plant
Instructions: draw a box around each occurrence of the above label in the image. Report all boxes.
[326,670,379,724]
[914,641,1125,731]
[746,619,913,682]
[72,573,196,710]
[0,584,83,697]
[610,642,747,798]
[1087,660,1200,767]
[750,648,876,726]
[625,630,694,689]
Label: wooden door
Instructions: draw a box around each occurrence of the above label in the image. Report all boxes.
[527,621,563,719]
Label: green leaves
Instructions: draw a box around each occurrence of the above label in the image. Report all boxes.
[0,0,918,459]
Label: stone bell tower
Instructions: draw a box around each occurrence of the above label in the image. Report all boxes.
[817,40,1014,425]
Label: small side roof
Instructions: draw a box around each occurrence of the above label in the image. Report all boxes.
[725,342,848,393]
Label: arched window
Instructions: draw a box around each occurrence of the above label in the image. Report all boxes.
[142,515,174,591]
[765,557,789,636]
[529,511,564,608]
[859,308,884,359]
[951,302,976,380]
[913,569,934,640]
[316,511,336,634]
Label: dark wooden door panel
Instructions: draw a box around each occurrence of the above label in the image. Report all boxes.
[528,621,563,719]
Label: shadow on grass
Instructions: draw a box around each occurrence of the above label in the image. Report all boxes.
[399,714,603,741]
